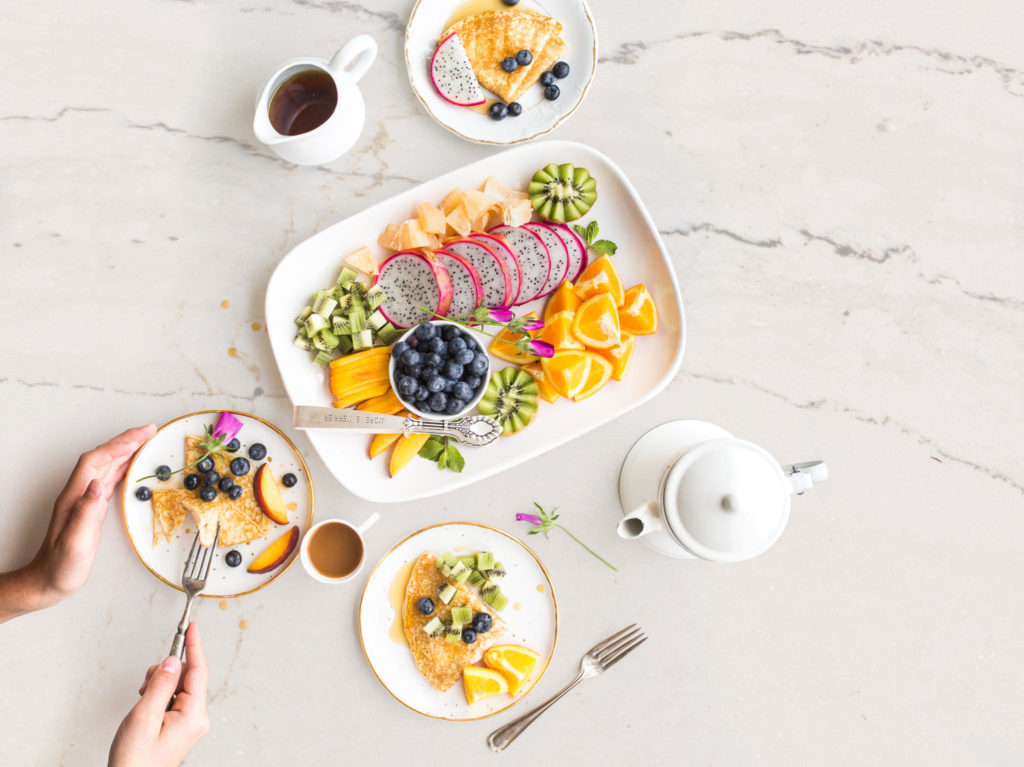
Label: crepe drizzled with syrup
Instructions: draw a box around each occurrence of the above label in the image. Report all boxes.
[150,436,271,547]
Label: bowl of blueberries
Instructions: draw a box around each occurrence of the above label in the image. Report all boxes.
[389,321,490,419]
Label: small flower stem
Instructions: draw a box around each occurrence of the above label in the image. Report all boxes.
[555,524,618,571]
[136,450,213,483]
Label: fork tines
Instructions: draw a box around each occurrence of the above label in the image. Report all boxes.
[593,624,648,668]
[182,525,220,584]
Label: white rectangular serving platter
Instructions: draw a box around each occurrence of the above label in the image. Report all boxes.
[265,140,684,503]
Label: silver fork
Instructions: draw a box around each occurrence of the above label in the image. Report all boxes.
[486,624,648,752]
[169,526,219,660]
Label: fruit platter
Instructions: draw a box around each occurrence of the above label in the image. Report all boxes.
[266,140,684,503]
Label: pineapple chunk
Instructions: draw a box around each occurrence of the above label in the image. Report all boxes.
[417,202,447,235]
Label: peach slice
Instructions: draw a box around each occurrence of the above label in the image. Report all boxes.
[247,526,299,574]
[253,464,289,525]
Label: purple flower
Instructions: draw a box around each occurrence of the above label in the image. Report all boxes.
[528,339,555,358]
[520,319,545,332]
[487,307,514,323]
[213,411,243,442]
[516,512,543,526]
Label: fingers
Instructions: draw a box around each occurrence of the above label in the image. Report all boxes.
[63,479,107,542]
[173,623,209,718]
[138,663,159,696]
[133,655,182,724]
[55,424,156,514]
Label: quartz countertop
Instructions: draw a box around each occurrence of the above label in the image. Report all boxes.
[1,1,1022,764]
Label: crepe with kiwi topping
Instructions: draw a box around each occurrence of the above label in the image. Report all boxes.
[402,552,508,691]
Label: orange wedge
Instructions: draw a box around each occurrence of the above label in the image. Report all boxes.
[573,352,613,401]
[541,350,592,399]
[618,283,658,335]
[597,332,636,381]
[539,311,584,351]
[489,311,540,364]
[544,280,579,320]
[522,362,560,404]
[573,256,625,306]
[463,666,509,705]
[571,293,621,349]
[484,645,541,696]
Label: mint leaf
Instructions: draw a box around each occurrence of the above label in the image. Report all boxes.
[590,239,617,256]
[573,221,599,246]
[442,445,465,473]
[418,436,445,462]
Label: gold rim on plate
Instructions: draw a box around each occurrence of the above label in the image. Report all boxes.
[119,409,315,599]
[357,521,559,721]
[404,0,598,145]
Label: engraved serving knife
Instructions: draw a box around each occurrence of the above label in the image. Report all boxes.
[292,406,502,446]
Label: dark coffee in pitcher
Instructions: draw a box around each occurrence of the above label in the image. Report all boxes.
[268,68,338,136]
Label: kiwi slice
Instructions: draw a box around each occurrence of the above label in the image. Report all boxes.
[481,583,510,611]
[467,569,487,588]
[423,617,445,638]
[529,162,598,223]
[451,605,473,625]
[478,367,539,435]
[457,555,477,569]
[484,563,507,582]
[449,561,471,584]
[435,552,457,575]
[438,582,457,605]
[476,552,494,571]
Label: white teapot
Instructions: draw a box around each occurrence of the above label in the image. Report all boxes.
[617,420,827,562]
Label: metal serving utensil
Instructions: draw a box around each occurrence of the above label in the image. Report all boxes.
[170,525,220,660]
[292,405,502,446]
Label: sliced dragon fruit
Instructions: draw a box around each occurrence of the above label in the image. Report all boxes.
[433,249,483,319]
[522,223,570,298]
[442,238,512,309]
[430,33,485,107]
[471,231,522,306]
[374,250,453,328]
[548,223,589,283]
[488,225,551,305]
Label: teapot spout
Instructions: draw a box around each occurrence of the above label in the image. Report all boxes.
[783,460,829,495]
[617,502,663,539]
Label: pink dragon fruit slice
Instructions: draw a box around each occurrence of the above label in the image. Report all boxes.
[488,225,551,305]
[471,231,522,305]
[433,248,483,318]
[430,33,485,107]
[374,250,453,328]
[522,223,570,298]
[442,238,511,309]
[547,223,589,283]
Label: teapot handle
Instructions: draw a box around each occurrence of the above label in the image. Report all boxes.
[329,35,378,82]
[782,460,828,495]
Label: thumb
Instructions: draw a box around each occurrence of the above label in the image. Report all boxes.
[66,480,107,537]
[135,656,182,720]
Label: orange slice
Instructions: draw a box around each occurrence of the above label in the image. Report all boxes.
[597,332,635,381]
[573,256,625,306]
[484,645,541,696]
[540,350,592,399]
[571,293,621,349]
[539,310,584,351]
[489,311,540,364]
[543,280,579,320]
[618,283,658,335]
[573,352,613,401]
[522,362,560,404]
[463,666,509,705]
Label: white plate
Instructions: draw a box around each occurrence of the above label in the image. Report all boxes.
[121,410,314,598]
[405,0,596,144]
[358,522,557,720]
[265,139,686,503]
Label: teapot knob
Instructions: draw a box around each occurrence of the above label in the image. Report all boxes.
[720,493,745,513]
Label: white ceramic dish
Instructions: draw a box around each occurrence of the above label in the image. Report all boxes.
[405,0,597,144]
[121,410,314,598]
[357,522,557,720]
[265,139,685,503]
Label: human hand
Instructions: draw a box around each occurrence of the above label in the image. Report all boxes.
[109,622,210,767]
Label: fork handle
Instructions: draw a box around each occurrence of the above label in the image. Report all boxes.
[169,593,197,660]
[487,670,585,752]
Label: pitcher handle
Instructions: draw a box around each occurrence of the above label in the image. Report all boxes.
[783,460,828,495]
[328,35,377,82]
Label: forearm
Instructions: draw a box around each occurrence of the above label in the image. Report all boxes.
[0,565,49,623]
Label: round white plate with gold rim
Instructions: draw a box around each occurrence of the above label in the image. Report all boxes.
[358,522,558,720]
[121,410,314,598]
[405,0,597,144]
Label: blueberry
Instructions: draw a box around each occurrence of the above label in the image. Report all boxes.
[502,0,519,5]
[471,612,493,633]
[203,470,219,487]
[196,456,214,474]
[183,473,200,490]
[155,465,172,481]
[427,336,446,354]
[427,375,447,393]
[424,352,443,368]
[443,379,456,393]
[414,384,431,402]
[507,101,523,117]
[540,70,556,87]
[443,361,464,380]
[447,398,467,415]
[552,60,570,79]
[544,84,560,101]
[419,402,435,413]
[416,597,435,615]
[199,486,216,502]
[447,337,467,354]
[392,340,409,359]
[218,476,235,493]
[428,392,448,412]
[225,550,242,567]
[452,382,473,401]
[398,375,418,396]
[282,473,297,488]
[225,438,241,453]
[407,363,425,379]
[464,375,482,391]
[401,349,422,367]
[500,57,518,73]
[135,486,152,501]
[516,50,533,66]
[406,335,419,348]
[227,484,244,500]
[468,357,489,377]
[415,322,438,340]
[489,102,509,121]
[456,348,475,365]
[248,443,267,461]
[442,325,460,341]
[229,457,250,476]
[461,628,477,644]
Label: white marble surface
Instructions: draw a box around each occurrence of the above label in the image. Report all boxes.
[2,0,1022,764]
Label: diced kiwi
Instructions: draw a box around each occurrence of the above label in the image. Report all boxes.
[481,584,509,611]
[376,323,402,345]
[312,350,334,369]
[336,267,358,288]
[476,552,494,571]
[304,313,328,336]
[467,569,486,588]
[293,334,314,351]
[438,582,456,605]
[334,292,354,313]
[295,306,313,326]
[450,605,473,625]
[423,616,445,638]
[348,306,367,333]
[332,316,352,335]
[435,552,458,574]
[366,308,388,331]
[315,297,338,319]
[351,329,373,351]
[366,285,386,311]
[449,561,470,583]
[484,563,506,582]
[444,625,462,643]
[335,333,353,354]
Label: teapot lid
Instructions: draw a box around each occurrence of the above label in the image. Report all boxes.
[663,438,790,562]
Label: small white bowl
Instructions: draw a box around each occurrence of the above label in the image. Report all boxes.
[389,320,490,419]
[300,513,379,584]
